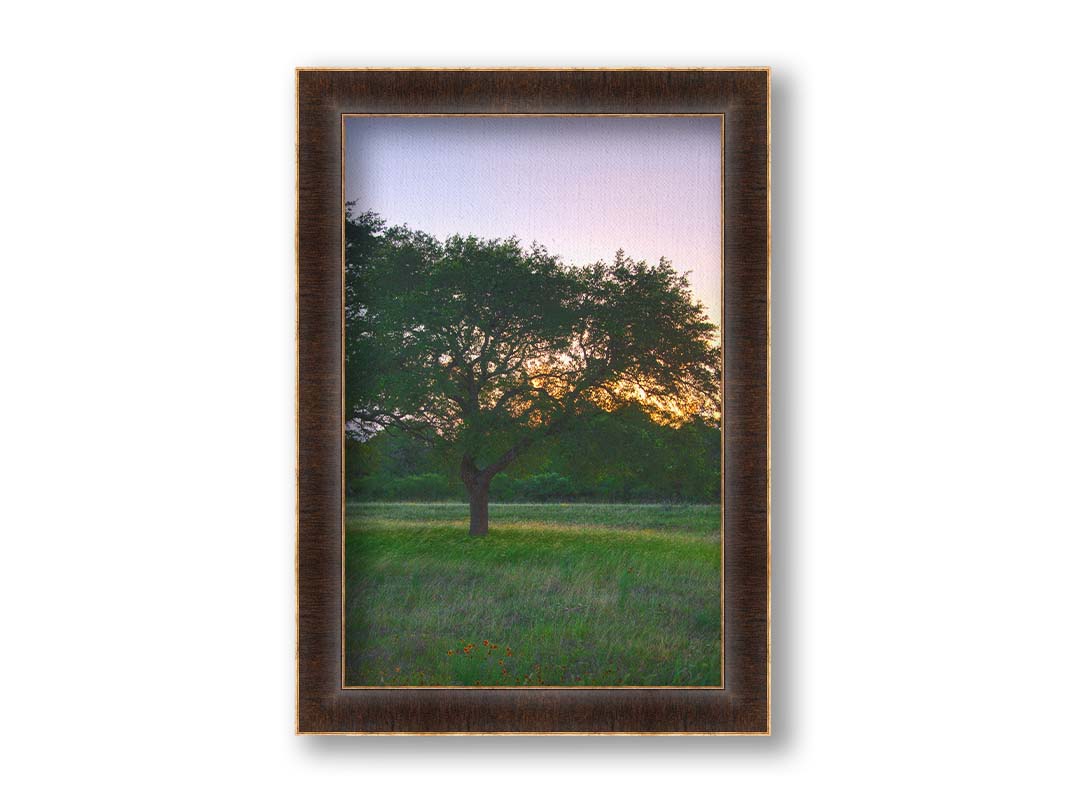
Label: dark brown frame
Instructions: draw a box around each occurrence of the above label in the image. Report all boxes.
[297,68,770,734]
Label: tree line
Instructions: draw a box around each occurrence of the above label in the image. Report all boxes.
[347,403,721,504]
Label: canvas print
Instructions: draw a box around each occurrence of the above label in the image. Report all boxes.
[343,115,723,687]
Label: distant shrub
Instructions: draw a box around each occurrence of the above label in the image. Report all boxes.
[627,483,658,503]
[390,473,453,500]
[347,475,385,500]
[491,473,518,501]
[349,472,459,501]
[516,472,575,501]
[595,476,628,503]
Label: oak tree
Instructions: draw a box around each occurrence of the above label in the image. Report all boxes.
[345,207,720,536]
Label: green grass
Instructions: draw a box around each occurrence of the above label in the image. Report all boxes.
[344,501,721,687]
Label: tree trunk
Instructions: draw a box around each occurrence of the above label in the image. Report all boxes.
[460,453,491,537]
[466,479,490,537]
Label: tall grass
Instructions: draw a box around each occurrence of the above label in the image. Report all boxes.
[344,502,721,687]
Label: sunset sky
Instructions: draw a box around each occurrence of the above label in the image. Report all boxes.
[344,116,722,325]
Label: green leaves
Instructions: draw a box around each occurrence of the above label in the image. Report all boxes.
[345,209,720,477]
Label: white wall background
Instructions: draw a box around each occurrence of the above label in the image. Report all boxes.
[2,2,1063,796]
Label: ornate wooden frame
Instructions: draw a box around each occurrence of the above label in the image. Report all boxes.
[296,68,770,734]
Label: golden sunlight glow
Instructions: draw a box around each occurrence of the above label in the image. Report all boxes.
[492,368,715,429]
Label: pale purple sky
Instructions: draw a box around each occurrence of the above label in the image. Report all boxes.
[344,116,722,324]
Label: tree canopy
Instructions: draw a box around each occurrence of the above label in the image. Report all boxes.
[345,206,721,535]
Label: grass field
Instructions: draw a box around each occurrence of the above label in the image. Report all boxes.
[344,502,721,687]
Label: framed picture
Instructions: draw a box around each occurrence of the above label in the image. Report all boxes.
[296,68,770,734]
